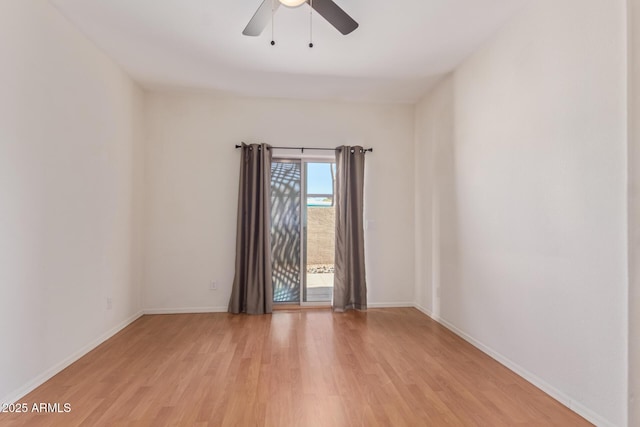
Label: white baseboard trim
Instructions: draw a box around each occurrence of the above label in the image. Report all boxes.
[145,304,419,314]
[412,304,615,427]
[413,303,435,318]
[144,304,417,314]
[1,310,143,406]
[368,302,415,308]
[143,306,228,314]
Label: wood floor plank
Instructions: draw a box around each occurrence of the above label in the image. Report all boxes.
[0,308,592,426]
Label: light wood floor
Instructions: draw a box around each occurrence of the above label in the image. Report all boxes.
[1,308,591,426]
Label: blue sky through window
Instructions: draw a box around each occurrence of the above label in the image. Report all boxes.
[307,163,334,195]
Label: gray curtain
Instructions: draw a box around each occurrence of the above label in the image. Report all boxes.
[228,143,273,314]
[333,146,367,311]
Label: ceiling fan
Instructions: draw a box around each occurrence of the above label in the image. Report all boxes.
[242,0,358,37]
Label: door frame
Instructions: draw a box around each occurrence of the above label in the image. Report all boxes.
[272,154,335,307]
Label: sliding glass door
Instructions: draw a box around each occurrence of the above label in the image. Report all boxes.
[271,159,335,305]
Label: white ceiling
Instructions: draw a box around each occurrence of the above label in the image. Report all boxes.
[50,0,529,103]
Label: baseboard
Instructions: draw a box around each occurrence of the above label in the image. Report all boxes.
[413,303,435,318]
[143,302,415,314]
[144,304,414,314]
[1,310,143,405]
[368,302,415,308]
[412,304,616,427]
[143,306,228,314]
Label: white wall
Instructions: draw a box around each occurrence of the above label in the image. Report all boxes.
[0,0,144,403]
[143,92,415,311]
[629,0,640,424]
[414,0,628,425]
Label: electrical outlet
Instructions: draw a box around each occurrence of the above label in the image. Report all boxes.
[106,297,113,310]
[209,281,218,291]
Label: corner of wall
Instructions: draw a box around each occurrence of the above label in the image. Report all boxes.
[628,0,639,424]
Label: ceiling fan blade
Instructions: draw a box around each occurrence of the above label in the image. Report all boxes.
[243,0,280,36]
[307,0,358,35]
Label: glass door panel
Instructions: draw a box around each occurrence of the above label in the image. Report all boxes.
[271,161,301,303]
[303,162,336,303]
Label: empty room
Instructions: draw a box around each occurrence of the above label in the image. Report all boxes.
[1,0,638,426]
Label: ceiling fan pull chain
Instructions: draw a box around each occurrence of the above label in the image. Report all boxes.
[309,0,314,48]
[271,0,276,46]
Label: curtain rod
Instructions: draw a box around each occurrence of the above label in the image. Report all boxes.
[235,144,373,153]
